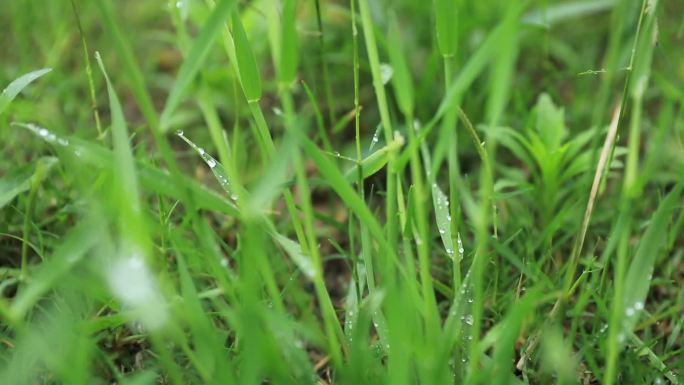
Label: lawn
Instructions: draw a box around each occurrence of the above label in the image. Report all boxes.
[1,0,683,384]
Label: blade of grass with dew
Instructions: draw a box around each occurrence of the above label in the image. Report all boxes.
[0,68,51,116]
[343,136,404,183]
[358,0,399,246]
[621,183,682,334]
[160,0,237,130]
[176,130,238,201]
[297,132,406,280]
[387,11,438,334]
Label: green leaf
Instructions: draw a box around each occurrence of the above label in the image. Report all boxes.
[95,52,140,213]
[432,183,458,259]
[176,131,237,200]
[231,10,262,102]
[273,233,316,279]
[160,0,237,130]
[534,93,566,153]
[93,0,158,129]
[279,0,299,83]
[344,136,405,183]
[0,68,52,116]
[434,0,458,57]
[622,183,683,333]
[387,13,414,116]
[522,0,615,28]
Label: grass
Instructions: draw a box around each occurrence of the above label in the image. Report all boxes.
[1,0,683,384]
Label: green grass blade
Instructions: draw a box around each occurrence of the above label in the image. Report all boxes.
[160,0,236,130]
[387,13,414,117]
[621,183,682,333]
[0,68,51,115]
[434,0,458,57]
[93,0,158,129]
[95,52,141,213]
[231,10,262,102]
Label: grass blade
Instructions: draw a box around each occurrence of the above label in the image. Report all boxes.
[0,68,51,115]
[231,10,262,102]
[160,0,236,130]
[621,183,682,333]
[95,52,140,213]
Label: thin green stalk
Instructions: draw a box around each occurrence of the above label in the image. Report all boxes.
[314,0,336,126]
[69,0,102,137]
[443,55,462,294]
[603,204,632,385]
[405,111,438,328]
[20,174,41,280]
[357,0,399,247]
[197,87,232,168]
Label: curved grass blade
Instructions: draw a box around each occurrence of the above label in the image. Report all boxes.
[344,135,404,183]
[273,233,316,279]
[95,52,140,213]
[160,0,237,130]
[0,68,52,116]
[16,122,239,216]
[176,131,237,200]
[621,183,683,334]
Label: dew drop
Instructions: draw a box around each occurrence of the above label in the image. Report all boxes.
[464,315,474,325]
[206,158,216,168]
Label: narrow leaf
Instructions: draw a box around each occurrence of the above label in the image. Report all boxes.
[160,0,237,130]
[0,68,52,115]
[231,10,262,102]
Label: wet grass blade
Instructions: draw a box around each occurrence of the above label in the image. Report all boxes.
[0,68,51,115]
[621,183,683,333]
